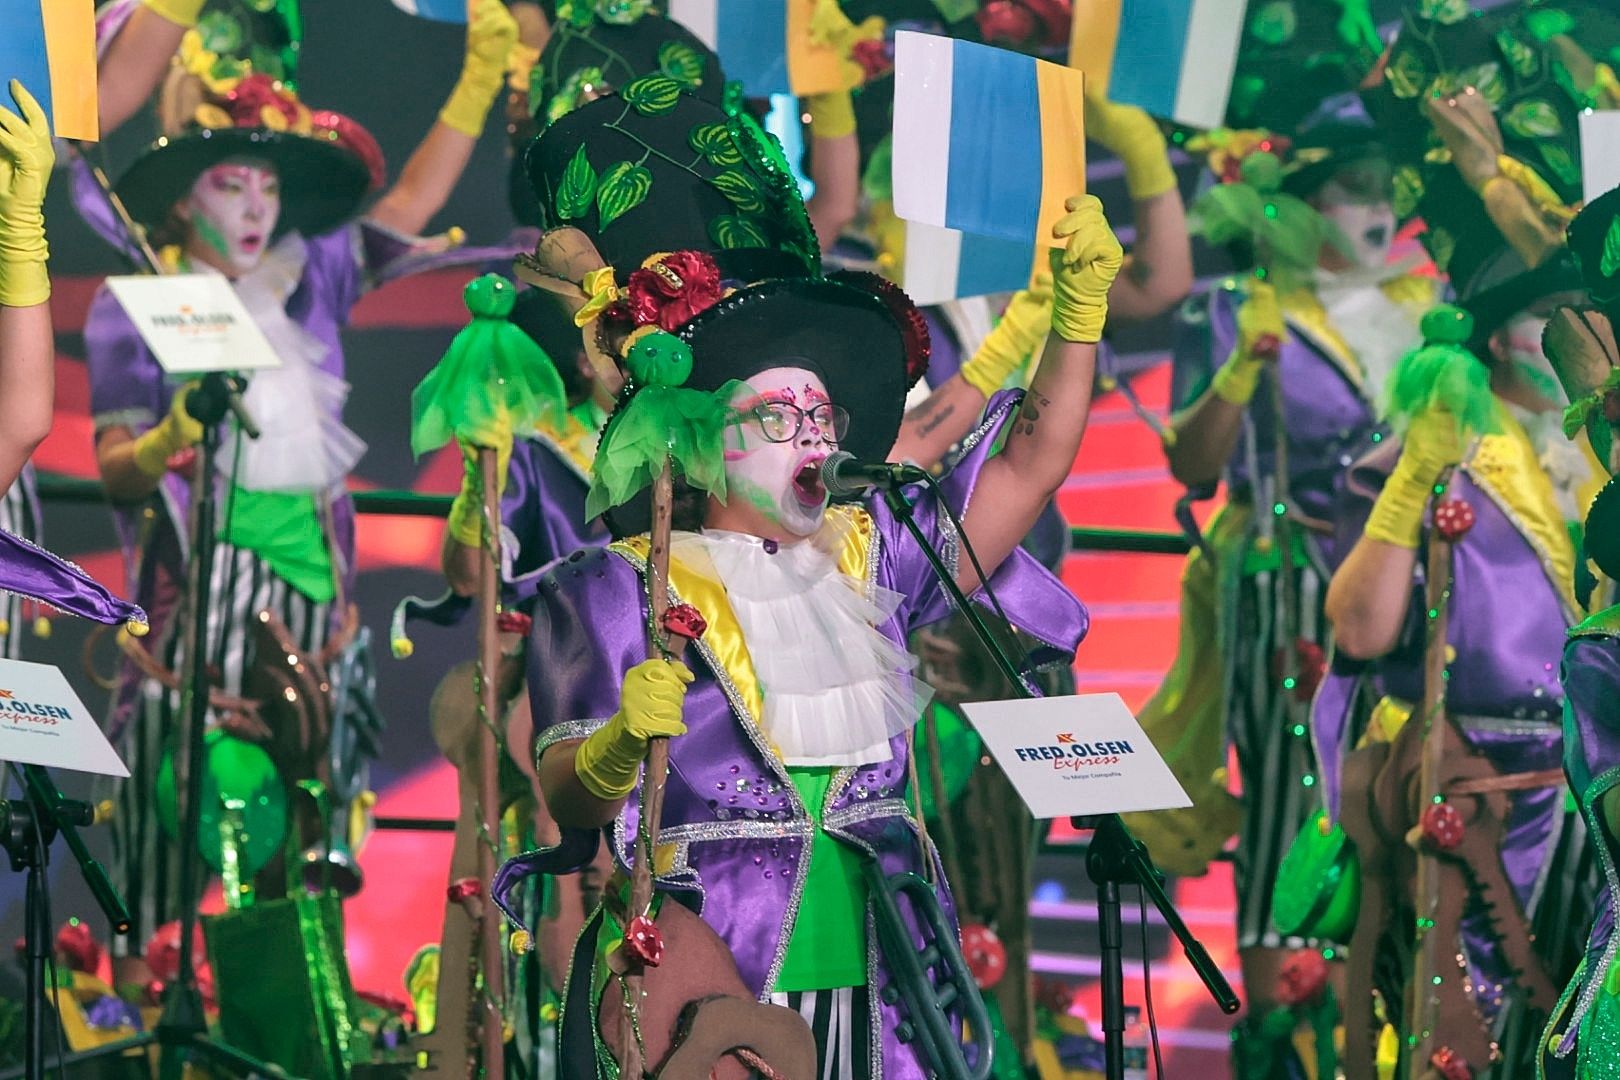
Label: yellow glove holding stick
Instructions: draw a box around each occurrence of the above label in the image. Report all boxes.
[1210,282,1285,407]
[446,408,514,547]
[1363,408,1468,549]
[0,81,55,308]
[439,0,520,137]
[1049,195,1124,344]
[574,659,693,801]
[960,275,1054,398]
[131,383,206,479]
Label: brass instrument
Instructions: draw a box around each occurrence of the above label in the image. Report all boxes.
[866,863,995,1080]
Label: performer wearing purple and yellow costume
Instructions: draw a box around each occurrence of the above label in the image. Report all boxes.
[1320,10,1610,1070]
[81,5,519,978]
[1539,186,1620,1080]
[491,80,1120,1073]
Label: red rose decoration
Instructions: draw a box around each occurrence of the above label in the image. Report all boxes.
[1022,0,1074,47]
[55,921,105,974]
[851,39,892,81]
[226,74,300,129]
[626,251,724,333]
[446,877,482,903]
[1292,640,1326,702]
[1430,1047,1474,1080]
[961,923,1008,989]
[662,603,708,641]
[1433,497,1475,542]
[497,611,534,636]
[1421,802,1465,851]
[624,914,665,967]
[977,1,1038,46]
[310,109,388,191]
[1273,948,1329,1007]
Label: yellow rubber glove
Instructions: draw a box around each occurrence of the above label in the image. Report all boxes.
[1049,195,1123,344]
[804,90,856,140]
[1083,88,1176,202]
[446,410,514,547]
[140,0,207,28]
[1363,408,1467,549]
[1210,282,1284,407]
[574,659,693,800]
[439,0,519,138]
[0,82,55,308]
[960,274,1053,398]
[131,383,205,478]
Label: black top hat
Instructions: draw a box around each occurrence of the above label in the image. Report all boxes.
[1224,0,1381,137]
[115,75,376,240]
[1569,185,1620,316]
[530,9,724,129]
[524,90,820,283]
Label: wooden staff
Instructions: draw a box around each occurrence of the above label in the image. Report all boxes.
[476,447,506,1078]
[1405,467,1457,1077]
[619,464,679,1080]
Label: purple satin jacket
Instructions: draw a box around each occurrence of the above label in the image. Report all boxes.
[508,391,1087,1078]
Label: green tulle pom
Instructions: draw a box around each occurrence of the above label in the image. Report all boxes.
[409,275,570,458]
[1383,306,1500,438]
[585,383,735,520]
[1190,168,1351,293]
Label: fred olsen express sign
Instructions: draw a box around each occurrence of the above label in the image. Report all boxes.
[0,687,73,727]
[1013,731,1136,768]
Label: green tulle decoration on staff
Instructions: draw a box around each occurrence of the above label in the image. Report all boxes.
[409,274,569,458]
[1383,305,1501,439]
[584,328,734,520]
[1189,151,1352,294]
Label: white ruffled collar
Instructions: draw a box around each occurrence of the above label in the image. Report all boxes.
[674,525,929,767]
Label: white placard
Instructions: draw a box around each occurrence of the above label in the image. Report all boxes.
[0,659,127,778]
[1582,111,1620,205]
[104,274,281,375]
[959,693,1190,820]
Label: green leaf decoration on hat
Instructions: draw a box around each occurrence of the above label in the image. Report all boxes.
[585,331,733,519]
[1189,152,1350,293]
[557,146,598,221]
[1386,48,1428,99]
[596,161,653,229]
[709,214,769,251]
[622,74,684,117]
[1601,218,1620,279]
[1503,100,1564,140]
[689,122,743,166]
[409,275,569,459]
[1383,305,1501,439]
[712,170,765,213]
[1247,1,1296,47]
[1418,0,1470,26]
[658,41,705,88]
[1540,142,1580,187]
[1524,8,1576,43]
[1496,29,1538,78]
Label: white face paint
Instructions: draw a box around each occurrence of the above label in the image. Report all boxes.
[1315,179,1396,271]
[719,366,842,539]
[1501,312,1566,408]
[179,159,281,277]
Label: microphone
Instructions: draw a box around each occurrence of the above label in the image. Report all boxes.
[820,451,929,498]
[184,372,262,440]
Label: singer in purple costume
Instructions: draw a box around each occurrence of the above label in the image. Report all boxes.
[79,4,519,974]
[490,84,1123,1075]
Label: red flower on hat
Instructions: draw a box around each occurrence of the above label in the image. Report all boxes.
[625,251,725,333]
[225,74,302,130]
[851,39,892,81]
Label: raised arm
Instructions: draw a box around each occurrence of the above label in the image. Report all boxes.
[0,82,57,491]
[955,195,1122,592]
[96,0,197,134]
[804,90,860,253]
[1084,91,1192,321]
[367,0,518,237]
[1164,283,1284,486]
[1324,409,1464,658]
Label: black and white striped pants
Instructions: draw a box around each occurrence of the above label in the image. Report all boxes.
[111,542,332,954]
[766,986,874,1080]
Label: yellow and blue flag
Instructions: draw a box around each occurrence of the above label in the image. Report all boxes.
[1069,0,1247,130]
[668,0,844,98]
[0,0,97,141]
[904,221,1036,306]
[891,32,1085,248]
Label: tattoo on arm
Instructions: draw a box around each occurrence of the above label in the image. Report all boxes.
[916,402,957,438]
[1127,257,1153,286]
[1013,393,1050,438]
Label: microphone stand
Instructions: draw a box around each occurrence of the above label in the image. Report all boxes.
[879,483,1240,1080]
[0,765,130,1080]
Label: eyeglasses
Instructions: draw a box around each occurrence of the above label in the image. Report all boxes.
[743,400,850,444]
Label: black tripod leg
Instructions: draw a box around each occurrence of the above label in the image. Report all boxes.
[1095,877,1126,1080]
[24,861,46,1080]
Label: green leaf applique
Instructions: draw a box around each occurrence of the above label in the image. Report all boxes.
[622,74,684,116]
[596,162,653,229]
[708,214,769,250]
[688,122,744,165]
[711,170,765,213]
[659,41,706,88]
[556,146,599,221]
